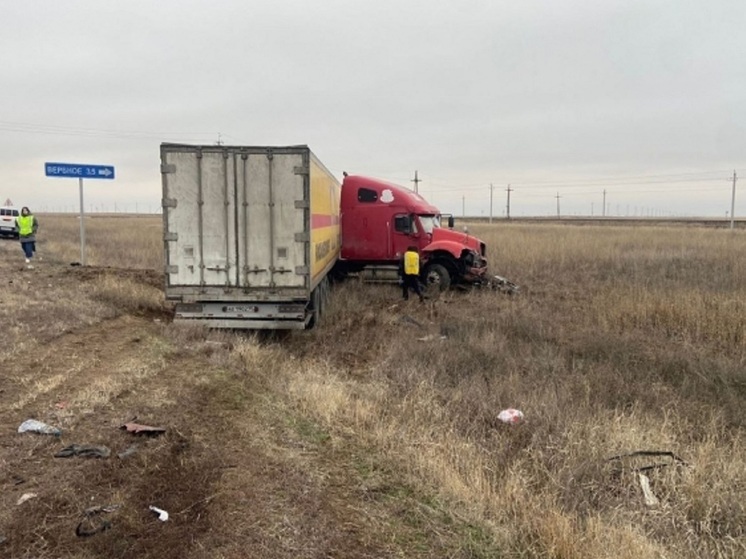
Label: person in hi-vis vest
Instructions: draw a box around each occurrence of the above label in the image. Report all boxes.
[15,206,39,269]
[400,246,425,302]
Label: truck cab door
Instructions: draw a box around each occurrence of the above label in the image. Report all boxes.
[392,214,418,258]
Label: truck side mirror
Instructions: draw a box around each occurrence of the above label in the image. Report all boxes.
[448,216,454,228]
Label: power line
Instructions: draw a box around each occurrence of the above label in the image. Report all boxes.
[0,120,218,141]
[368,169,733,192]
[430,175,732,194]
[501,169,732,186]
[531,183,734,196]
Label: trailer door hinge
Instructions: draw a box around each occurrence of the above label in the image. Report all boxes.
[294,200,310,209]
[164,232,178,242]
[294,232,310,242]
[162,198,178,208]
[161,164,176,174]
[166,265,178,274]
[295,266,309,275]
[294,165,309,176]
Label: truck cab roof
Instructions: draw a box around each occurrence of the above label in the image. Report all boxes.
[341,175,440,215]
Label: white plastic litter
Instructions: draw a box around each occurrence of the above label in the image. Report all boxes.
[497,408,524,424]
[17,493,38,505]
[638,473,660,506]
[416,335,448,342]
[149,505,169,522]
[17,419,62,436]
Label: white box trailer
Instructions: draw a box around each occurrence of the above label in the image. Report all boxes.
[160,144,340,329]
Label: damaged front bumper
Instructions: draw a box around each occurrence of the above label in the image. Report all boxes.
[462,253,520,294]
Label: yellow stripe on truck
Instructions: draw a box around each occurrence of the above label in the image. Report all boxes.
[309,155,341,284]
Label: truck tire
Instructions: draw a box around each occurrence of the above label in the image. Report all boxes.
[423,263,451,292]
[308,276,331,329]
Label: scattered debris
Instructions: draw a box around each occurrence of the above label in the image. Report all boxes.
[490,275,521,295]
[416,334,448,342]
[54,401,68,409]
[605,450,689,506]
[54,444,111,459]
[76,504,121,537]
[11,475,25,486]
[638,473,660,506]
[120,421,166,436]
[497,408,525,424]
[117,444,139,459]
[17,493,38,506]
[18,419,62,436]
[149,505,169,522]
[399,314,425,328]
[606,450,689,473]
[0,534,6,545]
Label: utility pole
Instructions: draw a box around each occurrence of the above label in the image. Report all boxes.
[602,189,606,217]
[555,192,561,218]
[411,170,421,194]
[216,133,223,146]
[489,183,494,223]
[506,184,513,220]
[730,170,738,230]
[462,195,466,217]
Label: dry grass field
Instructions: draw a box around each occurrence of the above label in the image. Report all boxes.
[1,215,744,558]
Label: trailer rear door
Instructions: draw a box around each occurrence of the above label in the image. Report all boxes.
[162,145,310,294]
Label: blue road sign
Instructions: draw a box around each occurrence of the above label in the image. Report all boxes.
[45,162,115,180]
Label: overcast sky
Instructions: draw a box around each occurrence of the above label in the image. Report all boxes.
[2,0,744,217]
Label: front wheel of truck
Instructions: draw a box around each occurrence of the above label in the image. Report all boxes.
[423,263,451,292]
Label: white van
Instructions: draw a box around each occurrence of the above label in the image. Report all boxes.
[0,206,20,238]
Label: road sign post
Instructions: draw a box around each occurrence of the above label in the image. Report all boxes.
[45,162,115,266]
[78,178,85,265]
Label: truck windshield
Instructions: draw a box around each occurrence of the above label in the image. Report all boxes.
[418,215,440,234]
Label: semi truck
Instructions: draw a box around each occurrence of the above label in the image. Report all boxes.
[160,144,339,329]
[161,143,516,330]
[335,175,510,292]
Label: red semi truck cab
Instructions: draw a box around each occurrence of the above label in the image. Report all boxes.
[338,175,489,290]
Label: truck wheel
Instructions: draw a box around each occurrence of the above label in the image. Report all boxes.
[424,263,451,292]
